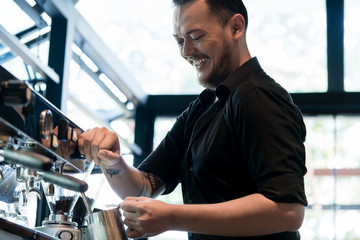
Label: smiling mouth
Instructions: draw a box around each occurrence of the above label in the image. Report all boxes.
[187,57,208,68]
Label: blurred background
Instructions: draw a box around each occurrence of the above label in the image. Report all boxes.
[0,0,359,239]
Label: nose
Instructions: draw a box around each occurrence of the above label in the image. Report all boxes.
[181,40,196,58]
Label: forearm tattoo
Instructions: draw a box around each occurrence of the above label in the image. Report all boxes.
[137,172,150,197]
[140,171,164,197]
[105,168,121,178]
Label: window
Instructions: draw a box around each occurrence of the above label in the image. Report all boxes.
[77,0,328,95]
[1,0,359,239]
[344,0,360,92]
[302,116,360,239]
[246,0,327,93]
[76,0,200,95]
[0,1,35,35]
[153,117,187,240]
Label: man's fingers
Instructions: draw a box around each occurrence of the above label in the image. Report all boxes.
[82,129,95,162]
[122,210,139,221]
[78,127,121,165]
[120,197,141,212]
[126,228,142,239]
[90,130,106,165]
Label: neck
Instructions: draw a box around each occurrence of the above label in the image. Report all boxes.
[238,41,251,67]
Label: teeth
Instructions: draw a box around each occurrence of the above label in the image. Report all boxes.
[188,58,207,67]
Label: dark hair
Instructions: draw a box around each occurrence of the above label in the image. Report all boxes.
[172,0,248,30]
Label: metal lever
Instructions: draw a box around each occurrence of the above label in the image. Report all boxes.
[40,171,88,193]
[57,118,69,142]
[81,192,93,215]
[0,149,52,171]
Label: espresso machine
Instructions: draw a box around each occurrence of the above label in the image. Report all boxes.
[35,162,95,240]
[0,65,96,239]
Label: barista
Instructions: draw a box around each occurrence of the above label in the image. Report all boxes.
[78,0,307,239]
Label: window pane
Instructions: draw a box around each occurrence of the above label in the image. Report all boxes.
[301,210,335,239]
[77,0,327,95]
[0,34,50,81]
[335,210,360,239]
[304,116,335,169]
[76,0,201,95]
[0,1,35,35]
[153,117,176,149]
[67,59,123,119]
[336,176,360,205]
[246,0,327,93]
[153,117,187,240]
[303,115,360,239]
[336,116,360,168]
[0,50,29,80]
[344,0,360,91]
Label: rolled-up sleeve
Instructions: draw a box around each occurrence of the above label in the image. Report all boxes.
[235,85,307,206]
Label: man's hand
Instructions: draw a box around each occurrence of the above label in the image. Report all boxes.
[78,127,121,166]
[119,196,173,238]
[78,127,145,199]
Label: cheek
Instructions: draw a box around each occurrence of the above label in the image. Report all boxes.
[204,41,219,54]
[205,40,226,63]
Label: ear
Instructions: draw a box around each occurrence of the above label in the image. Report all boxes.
[230,14,246,40]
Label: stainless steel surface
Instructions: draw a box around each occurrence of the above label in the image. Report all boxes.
[0,218,58,240]
[81,192,92,215]
[86,208,128,240]
[0,66,97,240]
[42,213,76,226]
[40,172,88,193]
[36,208,82,239]
[0,116,83,172]
[0,67,87,166]
[0,149,53,171]
[39,110,53,139]
[0,80,32,107]
[36,223,81,240]
[0,164,17,203]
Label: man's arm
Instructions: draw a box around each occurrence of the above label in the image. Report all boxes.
[100,160,165,199]
[78,127,165,199]
[171,193,304,236]
[120,193,304,238]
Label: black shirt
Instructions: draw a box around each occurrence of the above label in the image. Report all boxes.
[138,57,307,240]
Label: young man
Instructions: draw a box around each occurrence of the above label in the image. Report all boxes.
[78,0,307,239]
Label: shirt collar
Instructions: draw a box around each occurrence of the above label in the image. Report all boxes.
[199,88,216,110]
[198,57,262,108]
[221,57,261,93]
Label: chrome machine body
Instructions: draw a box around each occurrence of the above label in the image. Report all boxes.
[0,65,95,239]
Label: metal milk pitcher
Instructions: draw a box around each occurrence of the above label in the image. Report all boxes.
[86,208,128,240]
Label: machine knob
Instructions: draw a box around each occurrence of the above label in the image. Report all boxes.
[58,230,73,240]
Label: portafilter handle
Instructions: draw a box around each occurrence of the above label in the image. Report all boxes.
[40,171,88,193]
[0,149,53,171]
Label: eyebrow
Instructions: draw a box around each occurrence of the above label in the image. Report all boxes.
[173,29,201,38]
